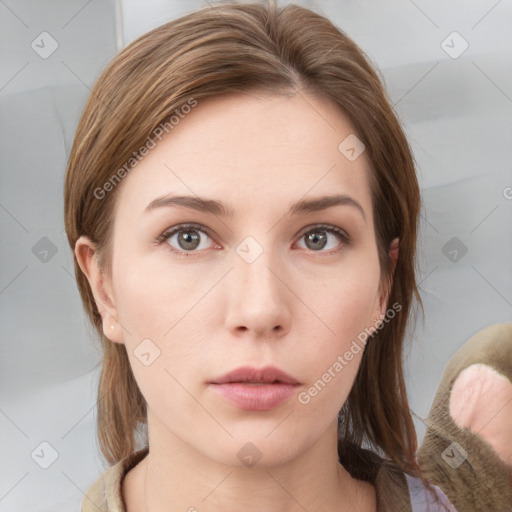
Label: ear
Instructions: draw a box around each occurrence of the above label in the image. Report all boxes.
[373,237,400,324]
[388,236,399,276]
[74,235,123,343]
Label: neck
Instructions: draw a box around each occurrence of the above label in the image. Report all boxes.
[127,413,376,512]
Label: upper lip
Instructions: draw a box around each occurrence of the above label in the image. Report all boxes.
[208,365,300,385]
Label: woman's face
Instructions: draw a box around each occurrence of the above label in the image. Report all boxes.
[78,91,392,467]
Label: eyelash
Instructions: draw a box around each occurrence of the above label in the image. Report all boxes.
[154,223,351,258]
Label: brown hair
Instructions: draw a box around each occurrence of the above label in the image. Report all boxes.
[65,0,425,487]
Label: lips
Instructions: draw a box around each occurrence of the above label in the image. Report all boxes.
[207,365,301,411]
[208,365,300,385]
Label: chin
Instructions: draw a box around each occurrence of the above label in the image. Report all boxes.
[202,435,304,469]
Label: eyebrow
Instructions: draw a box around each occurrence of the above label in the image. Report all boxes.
[144,193,366,222]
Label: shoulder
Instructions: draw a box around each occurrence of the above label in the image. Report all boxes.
[339,444,457,512]
[374,464,458,512]
[403,473,458,511]
[81,446,149,512]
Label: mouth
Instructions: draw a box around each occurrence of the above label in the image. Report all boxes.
[207,365,301,411]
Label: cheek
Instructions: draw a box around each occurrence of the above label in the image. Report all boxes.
[112,248,222,366]
[113,246,200,336]
[303,256,380,348]
[293,256,381,410]
[112,260,208,413]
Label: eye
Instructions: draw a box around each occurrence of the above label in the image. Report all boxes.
[155,223,217,257]
[296,224,351,253]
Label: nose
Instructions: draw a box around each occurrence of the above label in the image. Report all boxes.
[224,242,292,340]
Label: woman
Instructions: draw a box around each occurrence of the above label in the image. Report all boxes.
[64,1,457,510]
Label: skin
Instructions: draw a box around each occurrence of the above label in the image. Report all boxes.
[450,363,512,465]
[76,90,399,512]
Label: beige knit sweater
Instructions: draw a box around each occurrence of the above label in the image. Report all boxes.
[418,323,512,512]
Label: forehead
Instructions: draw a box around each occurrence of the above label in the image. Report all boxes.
[113,91,373,222]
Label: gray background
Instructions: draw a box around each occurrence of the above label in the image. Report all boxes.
[1,0,511,510]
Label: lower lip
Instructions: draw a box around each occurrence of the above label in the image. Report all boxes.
[208,382,299,411]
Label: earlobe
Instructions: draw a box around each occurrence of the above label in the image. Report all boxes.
[74,235,123,343]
